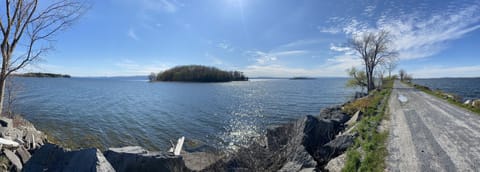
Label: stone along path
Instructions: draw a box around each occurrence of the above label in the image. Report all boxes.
[387,80,480,171]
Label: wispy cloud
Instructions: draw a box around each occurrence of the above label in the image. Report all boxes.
[216,41,235,52]
[115,59,172,75]
[323,1,480,60]
[246,50,307,65]
[411,65,480,78]
[127,28,139,40]
[317,26,341,34]
[205,53,224,65]
[329,44,351,52]
[140,0,180,13]
[242,53,362,77]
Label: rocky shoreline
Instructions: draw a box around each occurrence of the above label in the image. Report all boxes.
[0,95,366,172]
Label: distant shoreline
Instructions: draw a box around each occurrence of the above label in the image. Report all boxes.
[13,72,71,78]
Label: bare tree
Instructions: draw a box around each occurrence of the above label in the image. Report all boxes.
[384,57,398,78]
[0,0,85,115]
[399,69,406,81]
[348,30,398,93]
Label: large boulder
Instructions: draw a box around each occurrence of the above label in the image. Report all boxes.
[313,134,355,167]
[318,106,350,124]
[104,146,189,172]
[23,143,114,172]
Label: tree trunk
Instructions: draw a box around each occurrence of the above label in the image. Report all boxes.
[0,74,6,116]
[367,70,375,93]
[0,52,8,116]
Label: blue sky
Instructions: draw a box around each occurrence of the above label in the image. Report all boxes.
[23,0,480,78]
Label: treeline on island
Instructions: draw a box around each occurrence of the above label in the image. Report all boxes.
[13,72,71,78]
[149,65,248,82]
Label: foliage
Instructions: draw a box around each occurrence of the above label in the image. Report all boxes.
[151,65,248,82]
[346,67,368,92]
[342,79,393,172]
[343,96,372,115]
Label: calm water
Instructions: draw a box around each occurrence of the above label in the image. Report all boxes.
[13,77,356,151]
[413,78,480,101]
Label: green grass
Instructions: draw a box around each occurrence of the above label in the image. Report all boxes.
[404,81,480,115]
[342,79,393,172]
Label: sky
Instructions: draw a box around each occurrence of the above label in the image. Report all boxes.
[21,0,480,78]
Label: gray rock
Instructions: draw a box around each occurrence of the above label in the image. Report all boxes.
[23,143,115,172]
[313,134,355,167]
[0,117,12,128]
[182,151,220,171]
[4,149,22,171]
[15,146,31,164]
[464,99,472,105]
[345,110,361,126]
[325,152,347,172]
[473,99,480,108]
[104,146,188,172]
[318,106,350,124]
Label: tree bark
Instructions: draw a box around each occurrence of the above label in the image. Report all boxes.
[0,68,6,116]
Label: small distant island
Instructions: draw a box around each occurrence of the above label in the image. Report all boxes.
[290,77,316,80]
[14,72,71,78]
[149,65,248,82]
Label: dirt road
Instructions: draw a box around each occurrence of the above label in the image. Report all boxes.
[387,80,480,171]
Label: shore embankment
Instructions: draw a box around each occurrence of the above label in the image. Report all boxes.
[0,91,381,171]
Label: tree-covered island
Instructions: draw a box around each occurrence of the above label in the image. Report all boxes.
[149,65,248,82]
[14,72,71,78]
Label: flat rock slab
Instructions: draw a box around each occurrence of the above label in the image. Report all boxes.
[15,146,31,164]
[105,146,188,172]
[4,149,22,171]
[24,143,114,172]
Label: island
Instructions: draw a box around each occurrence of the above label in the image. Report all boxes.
[290,77,316,80]
[149,65,248,82]
[13,72,71,78]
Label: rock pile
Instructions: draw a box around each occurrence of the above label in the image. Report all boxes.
[464,99,480,108]
[203,105,357,171]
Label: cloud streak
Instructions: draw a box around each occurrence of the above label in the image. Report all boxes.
[127,29,139,40]
[323,1,480,60]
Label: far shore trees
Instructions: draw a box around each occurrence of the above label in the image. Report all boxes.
[384,57,398,78]
[0,0,85,115]
[348,30,398,93]
[399,69,413,82]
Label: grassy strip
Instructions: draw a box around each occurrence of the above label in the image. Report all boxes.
[404,81,480,115]
[342,79,393,172]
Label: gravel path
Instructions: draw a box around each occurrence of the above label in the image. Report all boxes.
[387,80,480,171]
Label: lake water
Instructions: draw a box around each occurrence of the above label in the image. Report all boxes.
[12,77,357,151]
[413,78,480,101]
